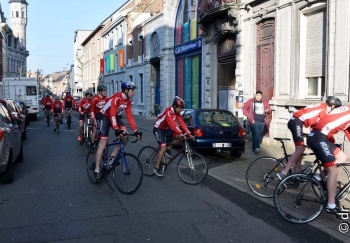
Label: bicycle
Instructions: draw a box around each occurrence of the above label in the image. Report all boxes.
[53,113,60,135]
[137,136,208,185]
[86,133,143,195]
[273,159,350,224]
[66,108,72,130]
[79,113,93,152]
[45,108,50,127]
[246,137,318,198]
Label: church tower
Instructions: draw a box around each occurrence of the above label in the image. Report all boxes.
[9,0,28,48]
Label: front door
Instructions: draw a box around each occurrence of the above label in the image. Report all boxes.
[256,19,275,100]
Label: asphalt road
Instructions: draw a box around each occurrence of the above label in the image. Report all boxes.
[0,111,343,242]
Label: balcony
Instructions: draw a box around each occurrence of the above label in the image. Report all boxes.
[198,0,241,25]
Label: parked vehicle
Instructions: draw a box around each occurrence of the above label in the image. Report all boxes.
[17,101,30,127]
[0,102,23,184]
[181,109,246,157]
[2,77,40,120]
[37,95,43,102]
[0,99,27,140]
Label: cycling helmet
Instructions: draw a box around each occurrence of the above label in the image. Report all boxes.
[66,91,71,95]
[55,96,60,100]
[172,96,185,108]
[85,91,91,96]
[97,85,106,92]
[326,96,342,108]
[46,94,50,98]
[121,81,137,90]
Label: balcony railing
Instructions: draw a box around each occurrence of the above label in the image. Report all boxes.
[198,0,240,18]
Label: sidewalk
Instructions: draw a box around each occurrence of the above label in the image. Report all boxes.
[129,115,350,242]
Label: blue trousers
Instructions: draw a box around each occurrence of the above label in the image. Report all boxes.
[250,121,265,150]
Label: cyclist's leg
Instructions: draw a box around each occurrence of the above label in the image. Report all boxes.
[307,130,346,212]
[95,116,110,176]
[109,119,127,158]
[78,113,84,141]
[281,118,305,176]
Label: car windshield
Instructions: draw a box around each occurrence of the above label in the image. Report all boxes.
[198,111,238,127]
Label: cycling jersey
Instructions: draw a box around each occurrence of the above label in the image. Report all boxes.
[78,98,92,113]
[51,100,64,113]
[293,103,328,128]
[311,105,350,141]
[63,95,76,109]
[90,94,109,119]
[101,92,137,131]
[154,107,191,136]
[42,97,53,108]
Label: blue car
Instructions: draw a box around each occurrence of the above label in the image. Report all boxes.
[182,109,246,157]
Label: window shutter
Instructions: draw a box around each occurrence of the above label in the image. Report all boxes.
[305,9,326,77]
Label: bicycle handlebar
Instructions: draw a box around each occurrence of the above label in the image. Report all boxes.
[113,133,141,143]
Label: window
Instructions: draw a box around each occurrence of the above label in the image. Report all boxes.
[139,74,144,103]
[26,86,37,95]
[22,11,24,18]
[0,103,12,124]
[16,11,19,17]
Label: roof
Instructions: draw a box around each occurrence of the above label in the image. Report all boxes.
[9,0,28,4]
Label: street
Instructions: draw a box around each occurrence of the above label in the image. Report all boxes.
[0,111,343,243]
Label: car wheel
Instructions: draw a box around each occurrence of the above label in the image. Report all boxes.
[230,150,242,158]
[0,156,14,184]
[15,143,24,163]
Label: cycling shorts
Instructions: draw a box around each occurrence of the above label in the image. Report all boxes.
[288,117,304,146]
[306,130,340,167]
[153,127,174,147]
[99,115,125,140]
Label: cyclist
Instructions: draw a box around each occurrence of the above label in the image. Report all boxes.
[277,96,342,180]
[94,81,142,180]
[152,96,195,177]
[51,96,64,132]
[307,104,350,214]
[90,85,109,147]
[63,91,76,123]
[42,94,53,122]
[77,92,93,142]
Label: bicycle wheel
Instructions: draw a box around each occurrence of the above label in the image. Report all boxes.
[84,126,92,151]
[112,153,143,194]
[177,152,208,185]
[337,165,350,201]
[57,123,59,135]
[137,146,158,176]
[46,113,50,127]
[274,173,325,224]
[86,150,103,184]
[246,156,285,198]
[67,115,71,130]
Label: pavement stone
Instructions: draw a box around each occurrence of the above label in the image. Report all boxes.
[128,115,350,242]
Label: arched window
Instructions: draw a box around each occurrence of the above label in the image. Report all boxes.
[175,0,200,46]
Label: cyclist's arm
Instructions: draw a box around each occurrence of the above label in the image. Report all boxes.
[345,128,350,141]
[176,114,191,136]
[165,111,182,135]
[78,99,83,113]
[110,97,120,130]
[125,103,137,132]
[90,98,96,119]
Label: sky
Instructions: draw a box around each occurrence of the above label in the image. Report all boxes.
[1,0,125,76]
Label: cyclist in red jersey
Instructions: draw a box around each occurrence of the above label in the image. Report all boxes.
[277,96,342,180]
[51,97,64,132]
[94,81,142,180]
[152,96,194,177]
[42,94,53,122]
[63,92,76,123]
[90,85,109,147]
[307,103,350,214]
[77,92,93,142]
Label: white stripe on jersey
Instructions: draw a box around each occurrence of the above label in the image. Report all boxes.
[298,108,323,122]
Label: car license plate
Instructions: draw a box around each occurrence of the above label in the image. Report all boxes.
[213,143,231,148]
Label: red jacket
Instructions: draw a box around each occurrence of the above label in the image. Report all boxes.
[154,107,191,136]
[51,100,63,113]
[242,98,271,125]
[101,92,137,131]
[90,94,109,119]
[78,98,92,113]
